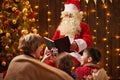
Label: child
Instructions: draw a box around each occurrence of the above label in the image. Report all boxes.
[75,47,108,80]
[56,52,75,78]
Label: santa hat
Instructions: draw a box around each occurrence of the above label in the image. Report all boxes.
[70,52,81,63]
[64,0,81,12]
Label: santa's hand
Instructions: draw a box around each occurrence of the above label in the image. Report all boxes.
[70,41,78,52]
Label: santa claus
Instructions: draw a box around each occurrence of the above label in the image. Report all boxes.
[45,0,92,68]
[52,0,92,53]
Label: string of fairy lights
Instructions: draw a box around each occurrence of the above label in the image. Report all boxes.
[53,0,119,78]
[103,1,110,70]
[38,0,119,78]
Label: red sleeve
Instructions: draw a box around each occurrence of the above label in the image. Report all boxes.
[75,67,85,78]
[80,22,92,47]
[75,66,94,79]
[52,30,60,40]
[45,60,56,67]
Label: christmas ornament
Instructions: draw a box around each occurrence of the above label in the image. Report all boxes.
[8,39,12,43]
[23,16,27,20]
[25,1,29,5]
[4,21,9,27]
[12,7,17,11]
[12,19,17,24]
[14,10,20,15]
[21,29,28,35]
[5,45,9,50]
[32,28,38,34]
[0,29,3,34]
[1,61,6,66]
[31,18,35,22]
[6,32,10,38]
[2,15,6,20]
[22,8,28,13]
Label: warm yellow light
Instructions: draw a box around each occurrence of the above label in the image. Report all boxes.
[115,48,120,52]
[102,38,107,41]
[106,64,108,66]
[93,29,96,32]
[44,31,49,35]
[106,20,109,23]
[106,58,108,60]
[92,36,96,39]
[106,50,110,54]
[106,12,111,16]
[96,17,99,19]
[0,29,3,34]
[103,4,108,9]
[72,66,75,70]
[48,11,51,15]
[48,25,52,28]
[46,5,48,7]
[47,18,51,22]
[93,42,96,45]
[35,5,39,9]
[106,45,109,48]
[83,11,87,15]
[91,9,96,12]
[106,27,108,30]
[61,2,65,4]
[85,0,89,4]
[115,35,120,39]
[117,66,120,69]
[96,22,99,25]
[107,32,109,34]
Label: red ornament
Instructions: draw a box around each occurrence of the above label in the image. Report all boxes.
[29,11,34,15]
[4,21,9,27]
[14,10,20,15]
[2,15,6,20]
[15,29,19,33]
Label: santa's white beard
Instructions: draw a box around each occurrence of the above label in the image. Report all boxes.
[58,17,81,38]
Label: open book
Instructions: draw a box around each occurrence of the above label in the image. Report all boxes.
[44,36,71,53]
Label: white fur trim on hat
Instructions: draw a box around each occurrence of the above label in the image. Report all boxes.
[64,4,79,12]
[70,52,81,63]
[75,39,87,52]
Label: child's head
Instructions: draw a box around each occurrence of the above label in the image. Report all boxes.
[80,47,101,65]
[56,52,74,74]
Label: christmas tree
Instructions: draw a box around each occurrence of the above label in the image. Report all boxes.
[0,0,38,72]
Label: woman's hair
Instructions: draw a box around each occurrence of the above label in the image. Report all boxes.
[18,33,43,55]
[56,52,74,76]
[84,47,102,64]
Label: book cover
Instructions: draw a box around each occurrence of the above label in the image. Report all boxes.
[44,36,71,53]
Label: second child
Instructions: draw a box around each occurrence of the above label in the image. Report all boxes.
[75,47,108,80]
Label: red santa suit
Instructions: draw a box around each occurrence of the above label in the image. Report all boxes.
[52,22,92,53]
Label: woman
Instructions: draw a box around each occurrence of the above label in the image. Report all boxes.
[4,33,73,80]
